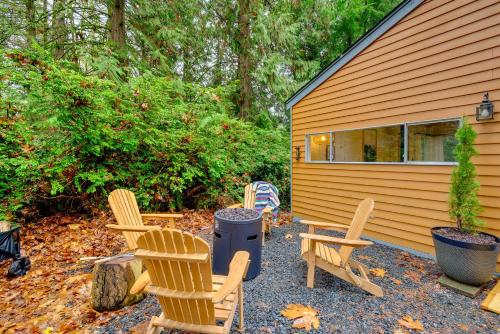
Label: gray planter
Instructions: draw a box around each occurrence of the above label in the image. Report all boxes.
[431,227,499,286]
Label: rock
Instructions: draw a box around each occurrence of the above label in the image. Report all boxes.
[91,255,144,311]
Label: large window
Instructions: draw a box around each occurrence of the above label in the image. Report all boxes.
[408,120,459,163]
[306,119,460,164]
[333,125,404,163]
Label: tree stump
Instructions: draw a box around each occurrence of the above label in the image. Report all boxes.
[91,255,144,311]
[0,221,11,232]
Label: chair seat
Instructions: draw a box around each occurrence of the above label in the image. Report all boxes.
[301,238,341,267]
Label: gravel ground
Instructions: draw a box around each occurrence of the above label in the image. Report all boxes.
[99,223,499,333]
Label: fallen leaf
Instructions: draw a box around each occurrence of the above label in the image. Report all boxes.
[370,268,386,278]
[456,323,469,331]
[68,224,80,230]
[285,233,293,239]
[389,277,402,285]
[129,320,149,334]
[404,270,421,283]
[42,327,53,334]
[293,315,320,331]
[398,315,424,332]
[393,329,408,334]
[358,255,371,261]
[281,304,320,332]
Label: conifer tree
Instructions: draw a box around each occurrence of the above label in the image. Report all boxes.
[449,117,483,234]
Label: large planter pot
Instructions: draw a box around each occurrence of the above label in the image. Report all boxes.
[431,227,499,285]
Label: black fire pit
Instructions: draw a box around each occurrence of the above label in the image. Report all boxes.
[212,208,262,280]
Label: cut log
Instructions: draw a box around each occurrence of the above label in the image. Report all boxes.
[91,255,144,311]
[0,221,11,232]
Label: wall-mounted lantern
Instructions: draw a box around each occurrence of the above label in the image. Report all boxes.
[295,145,301,161]
[476,92,494,121]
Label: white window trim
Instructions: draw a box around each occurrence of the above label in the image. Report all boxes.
[305,117,461,166]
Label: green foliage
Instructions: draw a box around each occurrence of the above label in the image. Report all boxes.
[448,118,483,234]
[0,48,289,220]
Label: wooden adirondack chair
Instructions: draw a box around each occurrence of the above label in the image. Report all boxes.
[228,184,272,245]
[133,229,250,334]
[106,189,183,250]
[299,198,383,297]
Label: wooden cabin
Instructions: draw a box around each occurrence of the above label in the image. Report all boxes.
[287,0,500,270]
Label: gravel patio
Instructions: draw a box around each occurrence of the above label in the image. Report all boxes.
[99,222,499,333]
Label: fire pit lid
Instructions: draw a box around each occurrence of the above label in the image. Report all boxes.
[215,208,261,224]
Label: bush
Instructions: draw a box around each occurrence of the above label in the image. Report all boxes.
[0,48,289,220]
[448,117,483,234]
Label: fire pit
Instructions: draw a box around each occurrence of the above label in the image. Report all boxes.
[212,208,262,280]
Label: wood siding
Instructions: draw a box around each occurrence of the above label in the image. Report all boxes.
[291,0,500,270]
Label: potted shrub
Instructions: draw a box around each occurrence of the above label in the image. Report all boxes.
[431,118,499,285]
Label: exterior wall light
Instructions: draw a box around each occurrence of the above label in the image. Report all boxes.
[476,92,494,121]
[295,145,301,161]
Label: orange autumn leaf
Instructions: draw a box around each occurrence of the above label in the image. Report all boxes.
[389,276,402,285]
[370,268,386,278]
[398,315,424,332]
[281,304,320,331]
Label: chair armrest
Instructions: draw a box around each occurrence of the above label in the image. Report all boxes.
[300,219,349,231]
[106,224,161,232]
[299,233,373,247]
[212,251,250,303]
[130,271,151,294]
[262,207,273,214]
[227,203,243,209]
[141,213,183,220]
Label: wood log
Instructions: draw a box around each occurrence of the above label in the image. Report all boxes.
[91,255,144,311]
[0,221,11,232]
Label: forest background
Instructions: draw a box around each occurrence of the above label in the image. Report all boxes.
[0,0,399,221]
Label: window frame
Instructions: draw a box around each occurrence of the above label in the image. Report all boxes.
[304,117,461,165]
[305,131,332,163]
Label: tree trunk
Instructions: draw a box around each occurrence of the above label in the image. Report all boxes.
[236,0,253,119]
[91,255,144,311]
[25,0,36,44]
[52,0,66,59]
[108,0,126,49]
[42,0,48,45]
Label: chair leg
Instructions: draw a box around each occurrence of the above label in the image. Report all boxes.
[307,244,316,288]
[168,217,175,229]
[238,283,245,332]
[146,316,157,334]
[262,219,266,246]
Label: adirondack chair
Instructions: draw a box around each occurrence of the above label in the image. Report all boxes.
[299,198,383,297]
[228,184,272,245]
[133,229,250,334]
[106,189,183,250]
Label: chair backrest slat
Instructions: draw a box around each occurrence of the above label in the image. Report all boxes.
[108,189,143,250]
[243,184,256,209]
[338,198,374,264]
[137,229,215,325]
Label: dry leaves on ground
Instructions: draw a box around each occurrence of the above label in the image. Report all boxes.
[404,270,422,283]
[370,268,386,278]
[0,209,237,333]
[369,267,403,285]
[281,304,320,331]
[398,315,424,332]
